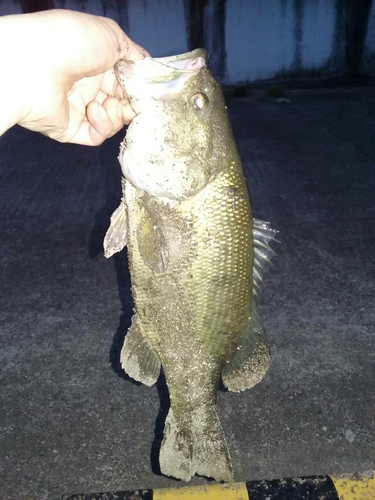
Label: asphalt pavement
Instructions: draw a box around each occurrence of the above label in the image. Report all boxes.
[0,87,374,500]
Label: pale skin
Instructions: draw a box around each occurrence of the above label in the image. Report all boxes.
[0,9,149,145]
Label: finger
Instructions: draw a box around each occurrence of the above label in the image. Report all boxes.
[119,97,137,125]
[67,120,107,146]
[102,96,126,135]
[101,69,123,99]
[86,100,115,140]
[57,101,113,146]
[91,88,109,105]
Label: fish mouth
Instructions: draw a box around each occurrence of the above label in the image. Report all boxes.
[116,48,208,80]
[115,49,208,102]
[151,48,208,75]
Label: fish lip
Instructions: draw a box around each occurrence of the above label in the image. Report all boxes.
[115,49,208,89]
[116,48,208,71]
[152,48,208,68]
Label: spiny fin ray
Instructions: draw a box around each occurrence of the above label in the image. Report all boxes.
[252,218,278,296]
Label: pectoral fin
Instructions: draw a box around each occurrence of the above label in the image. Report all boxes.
[137,206,169,273]
[222,306,271,392]
[121,314,161,386]
[104,200,127,258]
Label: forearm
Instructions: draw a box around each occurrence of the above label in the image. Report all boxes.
[0,96,22,137]
[0,15,27,136]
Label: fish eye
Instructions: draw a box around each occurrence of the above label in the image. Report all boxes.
[191,92,209,111]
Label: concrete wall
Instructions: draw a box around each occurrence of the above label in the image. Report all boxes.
[225,0,336,83]
[1,0,373,84]
[364,1,375,74]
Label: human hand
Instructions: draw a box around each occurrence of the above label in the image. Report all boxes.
[0,9,149,145]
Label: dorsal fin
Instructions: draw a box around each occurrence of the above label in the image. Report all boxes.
[253,219,279,298]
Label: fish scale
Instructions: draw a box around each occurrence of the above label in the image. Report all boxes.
[184,163,253,352]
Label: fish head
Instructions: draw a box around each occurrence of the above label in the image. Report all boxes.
[116,49,233,201]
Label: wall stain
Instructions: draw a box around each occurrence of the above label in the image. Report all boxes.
[343,0,373,77]
[184,0,209,50]
[292,0,304,72]
[184,0,227,81]
[210,0,227,81]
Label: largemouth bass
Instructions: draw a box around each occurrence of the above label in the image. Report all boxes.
[104,49,277,482]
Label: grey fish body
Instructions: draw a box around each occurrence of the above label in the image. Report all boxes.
[104,50,277,482]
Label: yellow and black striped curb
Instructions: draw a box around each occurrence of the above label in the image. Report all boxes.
[62,474,375,500]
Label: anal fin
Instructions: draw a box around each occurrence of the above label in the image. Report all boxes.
[222,306,271,392]
[121,314,161,386]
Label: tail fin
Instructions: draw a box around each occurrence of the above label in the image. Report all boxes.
[159,405,233,482]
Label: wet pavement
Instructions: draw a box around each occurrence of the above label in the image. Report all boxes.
[0,88,374,500]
